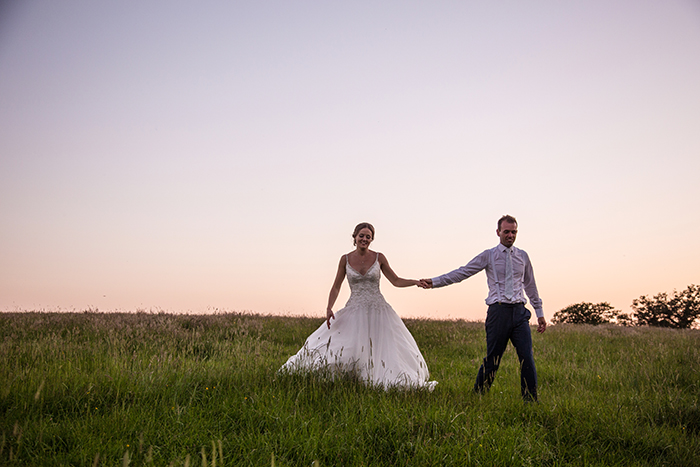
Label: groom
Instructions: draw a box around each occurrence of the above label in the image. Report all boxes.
[419,215,546,402]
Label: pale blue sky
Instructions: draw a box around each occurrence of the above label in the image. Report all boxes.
[1,0,699,320]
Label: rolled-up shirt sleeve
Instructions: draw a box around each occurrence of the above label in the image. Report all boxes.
[431,250,489,288]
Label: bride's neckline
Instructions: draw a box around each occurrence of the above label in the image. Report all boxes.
[346,252,378,276]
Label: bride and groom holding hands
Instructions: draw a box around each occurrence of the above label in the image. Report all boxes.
[281,215,546,402]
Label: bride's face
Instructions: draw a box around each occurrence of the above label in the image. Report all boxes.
[354,228,373,249]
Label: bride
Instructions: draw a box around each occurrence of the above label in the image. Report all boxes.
[280,222,437,390]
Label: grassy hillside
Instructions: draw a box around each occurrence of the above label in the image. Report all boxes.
[1,311,698,466]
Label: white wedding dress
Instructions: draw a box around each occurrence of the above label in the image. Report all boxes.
[280,254,437,390]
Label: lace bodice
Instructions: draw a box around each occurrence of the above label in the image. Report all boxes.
[345,255,384,305]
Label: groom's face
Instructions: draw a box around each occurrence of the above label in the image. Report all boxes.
[497,221,518,248]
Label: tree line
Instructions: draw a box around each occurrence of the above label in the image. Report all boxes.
[552,284,700,329]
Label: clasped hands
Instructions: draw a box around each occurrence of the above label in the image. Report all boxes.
[416,278,433,289]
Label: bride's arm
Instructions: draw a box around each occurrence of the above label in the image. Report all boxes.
[325,255,347,328]
[378,253,420,288]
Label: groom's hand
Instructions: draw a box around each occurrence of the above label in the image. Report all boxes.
[537,317,547,333]
[418,278,433,289]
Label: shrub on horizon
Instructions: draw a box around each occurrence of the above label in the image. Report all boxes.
[552,302,628,325]
[631,284,700,329]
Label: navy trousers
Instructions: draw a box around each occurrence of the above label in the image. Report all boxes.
[474,302,538,401]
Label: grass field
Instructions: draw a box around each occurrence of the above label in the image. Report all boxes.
[1,311,698,466]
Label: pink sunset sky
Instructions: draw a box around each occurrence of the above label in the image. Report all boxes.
[1,0,699,322]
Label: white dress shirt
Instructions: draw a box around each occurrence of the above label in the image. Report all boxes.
[431,244,544,318]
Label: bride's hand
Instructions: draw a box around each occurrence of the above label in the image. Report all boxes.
[326,308,335,329]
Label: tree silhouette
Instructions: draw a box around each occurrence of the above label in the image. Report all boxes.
[552,302,625,325]
[631,284,700,329]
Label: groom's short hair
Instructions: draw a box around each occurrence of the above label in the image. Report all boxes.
[498,215,518,230]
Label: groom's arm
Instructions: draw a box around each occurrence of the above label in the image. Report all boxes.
[426,250,489,289]
[521,250,547,333]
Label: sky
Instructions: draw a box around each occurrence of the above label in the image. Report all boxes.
[1,0,699,322]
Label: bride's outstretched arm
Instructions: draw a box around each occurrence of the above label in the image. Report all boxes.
[378,253,420,288]
[325,255,346,328]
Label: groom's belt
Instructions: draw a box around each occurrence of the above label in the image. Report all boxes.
[492,302,525,307]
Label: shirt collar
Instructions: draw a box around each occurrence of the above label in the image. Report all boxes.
[498,243,514,253]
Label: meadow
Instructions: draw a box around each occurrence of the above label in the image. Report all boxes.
[1,311,698,466]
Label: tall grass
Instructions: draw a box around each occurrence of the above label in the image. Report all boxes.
[1,311,698,466]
